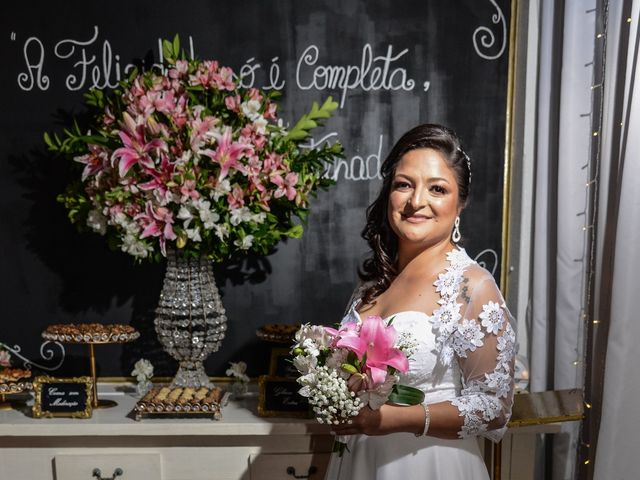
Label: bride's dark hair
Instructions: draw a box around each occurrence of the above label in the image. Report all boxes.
[358,124,471,306]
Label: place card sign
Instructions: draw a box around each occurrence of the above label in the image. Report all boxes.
[33,376,93,418]
[257,376,310,418]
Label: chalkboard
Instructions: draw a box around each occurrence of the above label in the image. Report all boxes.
[0,1,510,378]
[32,376,93,418]
[258,376,311,417]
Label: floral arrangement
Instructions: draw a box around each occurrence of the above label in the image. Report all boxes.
[131,358,154,397]
[46,35,342,262]
[226,360,250,398]
[291,316,423,454]
[131,358,154,383]
[225,361,250,383]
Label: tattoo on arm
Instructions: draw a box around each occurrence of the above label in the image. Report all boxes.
[460,277,471,304]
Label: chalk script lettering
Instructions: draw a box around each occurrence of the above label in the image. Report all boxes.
[54,26,100,91]
[264,56,285,90]
[17,36,50,91]
[239,57,261,88]
[51,26,195,91]
[296,44,416,108]
[304,133,384,182]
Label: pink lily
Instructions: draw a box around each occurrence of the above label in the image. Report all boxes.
[138,154,175,199]
[227,185,245,209]
[212,66,236,91]
[200,127,246,180]
[112,112,167,177]
[74,144,109,181]
[224,94,241,112]
[136,201,177,256]
[271,172,299,201]
[189,115,219,151]
[336,316,409,387]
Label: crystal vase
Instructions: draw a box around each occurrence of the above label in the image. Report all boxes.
[154,250,227,388]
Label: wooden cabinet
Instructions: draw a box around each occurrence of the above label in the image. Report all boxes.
[0,384,564,479]
[0,384,333,480]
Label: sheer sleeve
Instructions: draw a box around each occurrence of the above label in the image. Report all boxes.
[448,268,516,442]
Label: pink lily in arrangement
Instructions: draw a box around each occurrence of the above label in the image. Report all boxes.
[112,112,167,177]
[334,316,409,387]
[271,172,299,201]
[201,127,246,180]
[138,153,176,199]
[136,201,177,256]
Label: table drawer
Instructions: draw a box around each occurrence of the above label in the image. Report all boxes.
[249,453,330,480]
[54,453,162,480]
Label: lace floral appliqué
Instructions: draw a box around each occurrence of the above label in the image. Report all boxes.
[430,248,516,441]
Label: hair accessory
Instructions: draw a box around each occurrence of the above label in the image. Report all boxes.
[415,403,431,437]
[457,146,472,185]
[452,216,461,243]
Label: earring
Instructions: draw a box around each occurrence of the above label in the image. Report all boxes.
[452,216,461,243]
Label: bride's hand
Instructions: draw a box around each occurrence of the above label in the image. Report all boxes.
[331,405,386,436]
[331,403,426,437]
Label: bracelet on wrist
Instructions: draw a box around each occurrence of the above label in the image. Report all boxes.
[415,403,431,437]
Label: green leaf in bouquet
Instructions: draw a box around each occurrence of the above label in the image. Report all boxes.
[387,384,425,406]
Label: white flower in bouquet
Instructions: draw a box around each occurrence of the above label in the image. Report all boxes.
[291,317,425,456]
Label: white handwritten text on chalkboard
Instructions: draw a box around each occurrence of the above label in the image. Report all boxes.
[14,26,425,107]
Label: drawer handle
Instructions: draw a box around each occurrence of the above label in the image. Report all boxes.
[286,465,317,479]
[92,467,123,480]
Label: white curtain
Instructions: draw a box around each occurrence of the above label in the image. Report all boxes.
[525,0,639,478]
[593,0,640,478]
[529,0,595,478]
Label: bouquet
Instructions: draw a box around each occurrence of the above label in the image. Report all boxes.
[291,316,424,454]
[46,35,342,262]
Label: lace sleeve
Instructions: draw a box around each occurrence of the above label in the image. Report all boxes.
[449,270,516,442]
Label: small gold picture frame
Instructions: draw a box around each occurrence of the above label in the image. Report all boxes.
[32,375,93,419]
[257,375,311,418]
[269,347,297,377]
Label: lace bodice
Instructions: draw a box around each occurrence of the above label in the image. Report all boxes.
[345,248,516,442]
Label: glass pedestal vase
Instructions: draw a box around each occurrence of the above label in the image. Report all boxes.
[154,250,227,388]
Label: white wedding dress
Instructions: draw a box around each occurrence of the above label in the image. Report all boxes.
[325,248,516,480]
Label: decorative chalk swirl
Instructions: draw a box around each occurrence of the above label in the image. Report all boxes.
[473,0,507,60]
[0,341,66,371]
[474,248,499,275]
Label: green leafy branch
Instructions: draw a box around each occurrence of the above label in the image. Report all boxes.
[285,97,339,141]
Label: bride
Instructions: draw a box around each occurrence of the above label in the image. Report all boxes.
[326,124,516,479]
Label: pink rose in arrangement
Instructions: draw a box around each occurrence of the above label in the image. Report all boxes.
[292,316,424,455]
[47,35,343,262]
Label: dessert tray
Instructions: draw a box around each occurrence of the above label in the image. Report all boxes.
[0,367,33,394]
[133,385,226,421]
[42,323,140,344]
[256,323,300,344]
